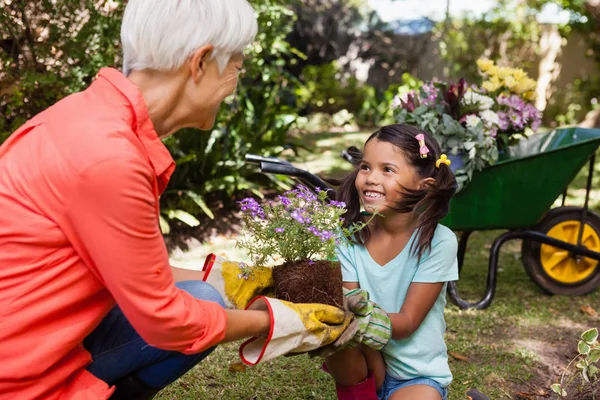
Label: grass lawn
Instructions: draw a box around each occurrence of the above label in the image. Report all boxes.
[163,130,600,400]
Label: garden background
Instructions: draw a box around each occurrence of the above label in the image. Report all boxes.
[1,1,600,398]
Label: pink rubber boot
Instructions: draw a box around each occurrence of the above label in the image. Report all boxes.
[334,371,378,400]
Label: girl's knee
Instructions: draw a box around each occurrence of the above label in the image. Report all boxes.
[175,280,226,308]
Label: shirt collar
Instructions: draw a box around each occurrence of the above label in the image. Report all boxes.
[95,67,175,189]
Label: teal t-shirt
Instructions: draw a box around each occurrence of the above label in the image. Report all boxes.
[336,224,459,388]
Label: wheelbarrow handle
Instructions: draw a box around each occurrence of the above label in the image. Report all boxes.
[245,153,292,166]
[259,161,336,200]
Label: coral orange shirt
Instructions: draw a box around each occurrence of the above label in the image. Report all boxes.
[0,68,227,400]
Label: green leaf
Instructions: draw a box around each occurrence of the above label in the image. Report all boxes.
[589,364,599,378]
[167,210,200,227]
[583,366,591,383]
[551,383,566,397]
[582,328,598,344]
[589,348,600,363]
[185,191,214,220]
[250,188,265,199]
[159,215,170,235]
[579,340,591,355]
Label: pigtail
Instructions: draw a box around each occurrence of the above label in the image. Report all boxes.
[410,161,457,259]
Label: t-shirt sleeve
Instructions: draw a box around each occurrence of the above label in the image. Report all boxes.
[336,243,359,282]
[412,231,459,283]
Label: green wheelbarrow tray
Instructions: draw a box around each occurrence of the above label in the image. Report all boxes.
[442,127,600,231]
[445,127,600,310]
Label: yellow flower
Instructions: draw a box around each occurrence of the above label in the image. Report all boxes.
[477,58,495,73]
[516,78,537,94]
[482,77,501,93]
[495,67,511,80]
[523,91,536,101]
[504,75,519,91]
[512,68,527,81]
[524,78,537,91]
[486,65,498,77]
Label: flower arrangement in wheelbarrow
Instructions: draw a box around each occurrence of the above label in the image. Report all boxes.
[392,58,541,190]
[236,184,370,309]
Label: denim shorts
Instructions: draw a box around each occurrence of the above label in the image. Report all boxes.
[377,373,448,400]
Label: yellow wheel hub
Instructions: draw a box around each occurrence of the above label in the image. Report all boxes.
[540,220,600,284]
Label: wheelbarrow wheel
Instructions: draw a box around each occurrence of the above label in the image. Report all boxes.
[522,206,600,296]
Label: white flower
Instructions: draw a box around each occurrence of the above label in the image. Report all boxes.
[463,91,494,110]
[480,109,500,126]
[466,114,482,128]
[391,95,401,109]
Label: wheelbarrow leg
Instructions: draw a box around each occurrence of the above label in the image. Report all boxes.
[448,231,515,310]
[457,231,472,274]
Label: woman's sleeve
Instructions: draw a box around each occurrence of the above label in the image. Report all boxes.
[63,157,227,354]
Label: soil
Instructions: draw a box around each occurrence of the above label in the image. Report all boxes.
[272,260,344,309]
[501,322,600,399]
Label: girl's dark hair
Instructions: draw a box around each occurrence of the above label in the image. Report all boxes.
[332,123,458,260]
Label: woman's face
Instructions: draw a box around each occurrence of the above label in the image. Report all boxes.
[188,52,244,131]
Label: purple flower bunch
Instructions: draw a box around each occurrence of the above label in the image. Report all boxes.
[236,185,366,265]
[496,94,542,132]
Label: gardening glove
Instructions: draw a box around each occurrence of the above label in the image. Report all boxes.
[344,287,393,350]
[201,254,274,309]
[308,287,392,357]
[239,296,355,365]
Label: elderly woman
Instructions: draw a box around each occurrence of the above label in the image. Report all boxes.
[0,1,351,399]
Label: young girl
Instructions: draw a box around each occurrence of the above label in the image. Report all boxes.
[325,123,459,400]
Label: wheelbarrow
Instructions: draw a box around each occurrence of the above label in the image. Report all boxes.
[245,127,600,310]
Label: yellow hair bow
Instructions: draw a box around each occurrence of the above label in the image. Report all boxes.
[436,154,452,168]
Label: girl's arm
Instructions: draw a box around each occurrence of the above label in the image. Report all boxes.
[388,282,444,340]
[343,282,360,290]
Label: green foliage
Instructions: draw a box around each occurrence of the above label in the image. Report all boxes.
[551,328,600,397]
[295,61,399,129]
[236,185,368,265]
[0,1,124,142]
[435,0,541,82]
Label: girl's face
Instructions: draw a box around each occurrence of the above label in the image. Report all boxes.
[355,138,420,214]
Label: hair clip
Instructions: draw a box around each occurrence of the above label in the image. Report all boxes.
[415,134,429,158]
[436,154,452,168]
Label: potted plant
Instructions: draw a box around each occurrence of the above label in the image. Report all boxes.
[392,59,541,191]
[236,185,369,308]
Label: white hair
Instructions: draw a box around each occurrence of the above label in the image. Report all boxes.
[121,0,258,76]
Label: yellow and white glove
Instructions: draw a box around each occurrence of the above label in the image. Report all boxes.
[239,296,356,365]
[202,254,274,309]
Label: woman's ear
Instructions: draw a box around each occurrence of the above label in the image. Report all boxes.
[189,44,214,84]
[418,177,435,190]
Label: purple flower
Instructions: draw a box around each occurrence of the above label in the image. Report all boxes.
[319,230,335,242]
[278,195,291,207]
[329,200,346,208]
[509,111,524,130]
[275,227,285,233]
[497,111,510,131]
[239,198,264,219]
[497,95,510,106]
[291,210,304,223]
